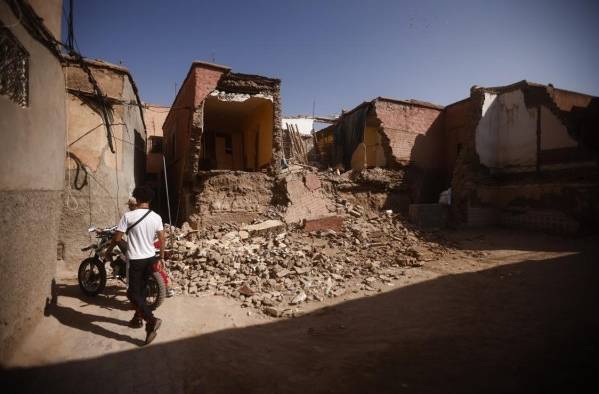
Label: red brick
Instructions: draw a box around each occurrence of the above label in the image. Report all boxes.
[304,173,321,191]
[303,216,344,232]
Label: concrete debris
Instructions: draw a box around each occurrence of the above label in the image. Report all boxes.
[165,208,450,318]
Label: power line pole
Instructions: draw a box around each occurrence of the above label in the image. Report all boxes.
[66,0,74,52]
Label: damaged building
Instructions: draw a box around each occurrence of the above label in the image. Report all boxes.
[314,97,447,212]
[59,58,147,264]
[314,81,598,234]
[162,61,282,224]
[447,81,598,234]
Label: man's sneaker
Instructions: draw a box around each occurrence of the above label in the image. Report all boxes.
[128,315,143,329]
[144,318,162,345]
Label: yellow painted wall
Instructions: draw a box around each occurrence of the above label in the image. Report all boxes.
[242,101,273,169]
[350,125,386,170]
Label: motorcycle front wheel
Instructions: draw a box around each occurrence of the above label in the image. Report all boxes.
[78,258,107,296]
[145,272,166,310]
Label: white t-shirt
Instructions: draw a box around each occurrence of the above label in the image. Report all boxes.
[116,209,164,260]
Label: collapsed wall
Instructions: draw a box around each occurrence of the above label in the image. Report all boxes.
[187,171,275,228]
[314,98,448,207]
[185,167,337,229]
[449,82,599,233]
[162,62,282,224]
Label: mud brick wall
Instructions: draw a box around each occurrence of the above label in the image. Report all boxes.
[373,100,444,169]
[443,98,474,179]
[282,172,333,224]
[188,171,274,227]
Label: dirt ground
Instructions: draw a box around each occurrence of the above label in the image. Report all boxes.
[2,228,598,394]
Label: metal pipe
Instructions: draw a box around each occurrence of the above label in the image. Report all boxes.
[162,155,172,226]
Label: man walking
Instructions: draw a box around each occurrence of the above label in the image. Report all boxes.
[106,186,165,345]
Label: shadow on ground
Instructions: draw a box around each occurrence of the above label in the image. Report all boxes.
[3,248,599,394]
[53,282,132,312]
[41,282,143,346]
[418,227,596,253]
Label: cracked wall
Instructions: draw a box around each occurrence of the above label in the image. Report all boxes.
[448,82,598,233]
[59,61,146,265]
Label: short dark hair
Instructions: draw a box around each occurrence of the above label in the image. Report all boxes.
[132,186,155,203]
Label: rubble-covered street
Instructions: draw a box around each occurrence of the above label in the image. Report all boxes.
[6,229,598,393]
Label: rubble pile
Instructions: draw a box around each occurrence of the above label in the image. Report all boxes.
[165,207,449,317]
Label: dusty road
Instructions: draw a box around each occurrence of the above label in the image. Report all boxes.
[3,229,598,394]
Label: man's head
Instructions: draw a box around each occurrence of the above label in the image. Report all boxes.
[132,186,155,204]
[126,196,137,211]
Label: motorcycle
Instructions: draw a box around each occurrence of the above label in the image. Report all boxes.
[78,225,167,310]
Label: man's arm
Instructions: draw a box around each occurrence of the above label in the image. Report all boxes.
[157,230,165,261]
[104,231,124,259]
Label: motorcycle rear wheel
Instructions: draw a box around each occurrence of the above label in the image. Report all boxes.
[78,258,107,296]
[145,271,166,310]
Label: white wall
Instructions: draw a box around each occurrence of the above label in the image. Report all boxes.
[282,117,314,135]
[475,90,537,172]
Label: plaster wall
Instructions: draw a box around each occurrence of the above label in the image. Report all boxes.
[144,104,168,137]
[0,2,65,363]
[59,66,145,266]
[350,125,386,170]
[364,125,387,168]
[243,100,273,169]
[28,0,62,37]
[475,90,537,171]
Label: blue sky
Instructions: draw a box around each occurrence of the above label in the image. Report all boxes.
[65,0,599,116]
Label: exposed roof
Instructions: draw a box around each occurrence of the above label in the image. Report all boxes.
[227,72,280,84]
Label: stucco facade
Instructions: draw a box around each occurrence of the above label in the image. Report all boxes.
[58,58,146,266]
[0,0,66,362]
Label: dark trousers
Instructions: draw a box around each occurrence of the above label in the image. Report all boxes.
[127,256,156,322]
